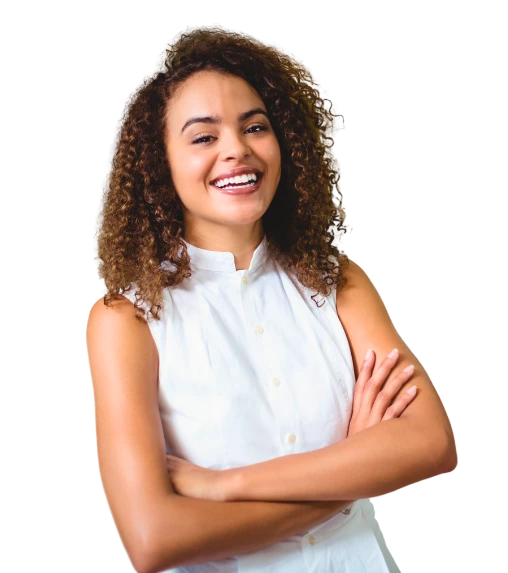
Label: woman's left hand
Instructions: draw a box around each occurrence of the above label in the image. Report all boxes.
[348,348,417,437]
[165,453,229,501]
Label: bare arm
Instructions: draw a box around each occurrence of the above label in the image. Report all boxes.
[151,497,351,571]
[86,296,351,573]
[221,259,458,502]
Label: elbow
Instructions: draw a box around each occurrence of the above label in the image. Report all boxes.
[127,534,158,573]
[131,554,152,573]
[432,430,458,475]
[132,559,161,573]
[441,438,458,473]
[125,542,172,573]
[127,524,173,573]
[131,551,157,573]
[409,417,457,476]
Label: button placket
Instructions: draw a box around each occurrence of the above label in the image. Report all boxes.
[243,277,300,456]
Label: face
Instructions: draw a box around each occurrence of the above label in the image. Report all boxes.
[165,71,281,237]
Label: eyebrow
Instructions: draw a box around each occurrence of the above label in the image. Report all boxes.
[180,107,269,134]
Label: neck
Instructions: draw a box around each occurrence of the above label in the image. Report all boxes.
[183,222,265,271]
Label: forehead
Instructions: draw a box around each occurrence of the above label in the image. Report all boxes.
[167,71,265,125]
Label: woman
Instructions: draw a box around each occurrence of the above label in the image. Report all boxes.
[87,27,457,572]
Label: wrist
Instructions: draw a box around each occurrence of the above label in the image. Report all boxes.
[220,467,244,502]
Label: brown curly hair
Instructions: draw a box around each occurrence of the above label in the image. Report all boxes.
[96,25,349,322]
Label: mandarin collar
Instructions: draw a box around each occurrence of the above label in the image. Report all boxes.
[180,234,270,273]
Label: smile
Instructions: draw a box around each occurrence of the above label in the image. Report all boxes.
[211,173,264,195]
[210,167,263,189]
[210,168,263,195]
[213,172,259,189]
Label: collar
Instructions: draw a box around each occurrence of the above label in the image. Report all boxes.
[180,234,270,273]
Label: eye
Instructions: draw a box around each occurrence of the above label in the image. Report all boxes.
[191,133,215,145]
[246,123,268,134]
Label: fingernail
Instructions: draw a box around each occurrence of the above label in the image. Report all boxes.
[403,364,415,372]
[364,348,373,361]
[388,348,399,358]
[406,385,417,394]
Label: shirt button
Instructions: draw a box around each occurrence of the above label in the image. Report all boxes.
[287,433,296,443]
[308,535,316,545]
[254,325,264,334]
[242,276,249,284]
[272,377,281,387]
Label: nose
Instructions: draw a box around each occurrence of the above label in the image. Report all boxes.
[219,129,252,161]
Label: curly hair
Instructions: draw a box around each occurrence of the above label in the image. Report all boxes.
[96,25,350,322]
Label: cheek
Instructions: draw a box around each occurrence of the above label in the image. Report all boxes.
[264,139,281,167]
[187,153,211,174]
[170,150,213,188]
[266,151,281,188]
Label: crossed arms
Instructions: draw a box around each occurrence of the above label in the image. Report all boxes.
[86,259,456,573]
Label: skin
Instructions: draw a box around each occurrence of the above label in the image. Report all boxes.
[87,70,455,572]
[165,69,282,270]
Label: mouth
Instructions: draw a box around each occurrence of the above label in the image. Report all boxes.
[210,171,264,195]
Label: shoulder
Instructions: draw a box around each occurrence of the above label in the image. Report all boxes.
[87,295,158,380]
[336,258,386,312]
[87,294,145,336]
[337,258,372,289]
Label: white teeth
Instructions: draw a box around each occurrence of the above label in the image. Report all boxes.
[213,172,258,188]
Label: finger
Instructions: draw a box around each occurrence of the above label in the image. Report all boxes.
[352,348,375,405]
[381,384,418,421]
[166,454,180,466]
[361,348,400,413]
[370,364,415,422]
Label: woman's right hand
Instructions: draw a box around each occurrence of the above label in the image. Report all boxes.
[347,348,418,438]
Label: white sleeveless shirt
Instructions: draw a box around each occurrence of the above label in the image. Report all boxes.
[123,234,400,573]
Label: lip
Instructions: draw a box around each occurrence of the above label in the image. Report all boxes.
[209,166,263,186]
[210,167,263,195]
[212,172,264,195]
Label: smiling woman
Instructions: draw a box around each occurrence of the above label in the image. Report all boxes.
[87,26,456,573]
[93,26,349,314]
